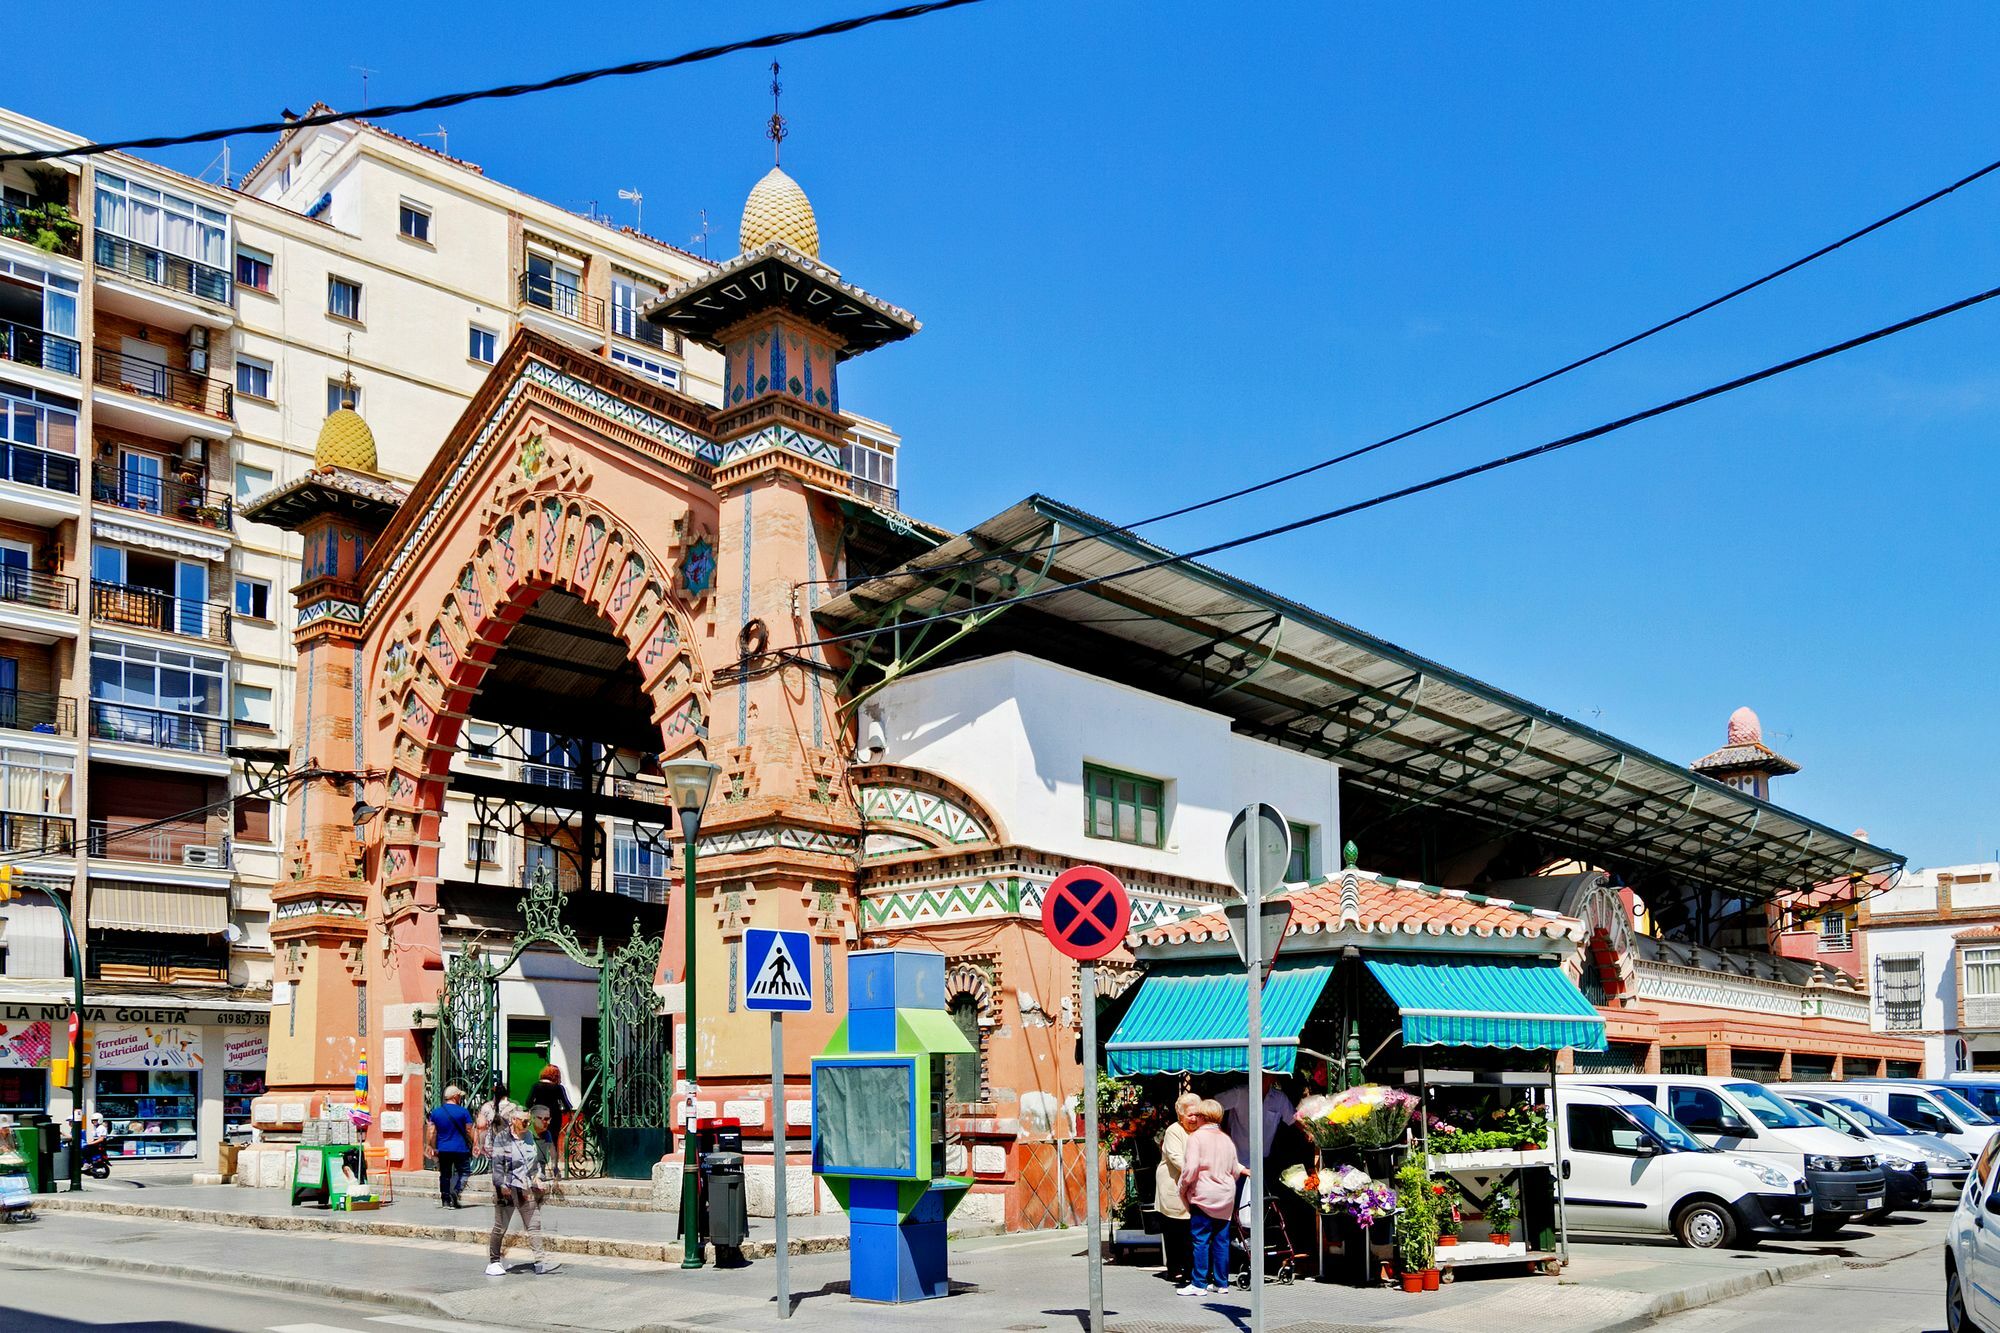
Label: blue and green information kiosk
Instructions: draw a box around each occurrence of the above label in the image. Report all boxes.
[811,948,974,1303]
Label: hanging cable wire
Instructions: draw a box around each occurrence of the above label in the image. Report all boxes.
[795,276,2000,653]
[0,0,989,165]
[806,147,2000,593]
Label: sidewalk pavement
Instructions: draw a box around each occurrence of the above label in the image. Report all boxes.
[0,1185,1949,1333]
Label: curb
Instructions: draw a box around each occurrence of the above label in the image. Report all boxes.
[1594,1254,1846,1333]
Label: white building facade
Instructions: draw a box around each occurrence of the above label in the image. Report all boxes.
[1860,862,2000,1075]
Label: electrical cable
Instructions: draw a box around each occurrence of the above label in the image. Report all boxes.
[807,148,2000,593]
[0,0,989,165]
[793,276,2000,655]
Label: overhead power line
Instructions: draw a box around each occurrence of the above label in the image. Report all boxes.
[797,277,2000,653]
[810,147,2000,592]
[0,0,988,165]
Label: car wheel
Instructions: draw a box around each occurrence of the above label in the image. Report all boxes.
[1948,1257,1974,1333]
[1674,1200,1737,1250]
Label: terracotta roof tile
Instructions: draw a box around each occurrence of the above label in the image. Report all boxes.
[1955,924,2000,941]
[1134,868,1585,948]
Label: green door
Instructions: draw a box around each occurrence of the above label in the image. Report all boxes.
[507,1018,551,1106]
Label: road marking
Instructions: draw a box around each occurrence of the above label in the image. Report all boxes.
[372,1316,519,1333]
[269,1325,367,1333]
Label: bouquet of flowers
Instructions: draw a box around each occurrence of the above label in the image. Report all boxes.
[1294,1084,1419,1150]
[1279,1163,1397,1228]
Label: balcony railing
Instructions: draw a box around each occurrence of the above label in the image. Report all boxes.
[91,580,231,643]
[847,476,899,510]
[518,273,606,330]
[0,689,75,736]
[0,319,81,377]
[91,463,233,530]
[1967,995,2000,1032]
[0,812,74,856]
[93,234,232,306]
[92,347,233,419]
[0,440,80,497]
[522,762,584,791]
[611,310,676,352]
[87,938,228,983]
[88,817,229,867]
[0,201,82,259]
[612,873,670,904]
[0,566,77,613]
[87,700,229,755]
[520,861,584,894]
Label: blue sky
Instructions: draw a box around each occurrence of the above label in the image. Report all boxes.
[21,2,1998,869]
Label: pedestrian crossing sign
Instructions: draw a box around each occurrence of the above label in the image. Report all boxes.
[744,928,814,1012]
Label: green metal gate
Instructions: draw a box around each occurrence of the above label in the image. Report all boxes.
[424,868,671,1180]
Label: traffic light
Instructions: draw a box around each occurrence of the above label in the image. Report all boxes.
[0,864,14,902]
[48,1057,68,1085]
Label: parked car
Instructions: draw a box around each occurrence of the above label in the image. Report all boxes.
[1780,1092,1934,1214]
[1945,1131,2000,1333]
[1791,1080,1999,1159]
[1784,1089,1971,1197]
[1567,1074,1885,1237]
[1941,1077,2000,1123]
[1555,1084,1813,1249]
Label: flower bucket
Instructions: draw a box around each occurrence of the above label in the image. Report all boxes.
[1400,1272,1423,1293]
[1437,1234,1458,1246]
[1490,1231,1511,1247]
[1421,1268,1441,1291]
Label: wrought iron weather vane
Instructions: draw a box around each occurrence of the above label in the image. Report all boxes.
[767,60,787,165]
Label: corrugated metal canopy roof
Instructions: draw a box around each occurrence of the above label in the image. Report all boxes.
[817,494,1899,905]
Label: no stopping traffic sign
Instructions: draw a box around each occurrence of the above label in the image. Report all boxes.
[1041,866,1131,961]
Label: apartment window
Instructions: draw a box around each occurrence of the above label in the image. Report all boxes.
[1819,911,1852,950]
[469,325,497,365]
[89,641,227,749]
[0,380,80,456]
[610,346,678,388]
[0,746,71,816]
[1286,822,1313,883]
[234,464,272,503]
[233,795,273,844]
[842,439,896,489]
[236,247,272,293]
[232,684,274,730]
[523,251,584,318]
[1877,954,1924,1032]
[94,172,228,268]
[1084,764,1165,848]
[461,720,500,759]
[327,380,361,416]
[611,273,662,342]
[1966,947,2000,1000]
[398,202,431,244]
[612,827,669,903]
[467,824,498,865]
[233,577,271,621]
[327,275,363,322]
[235,355,272,400]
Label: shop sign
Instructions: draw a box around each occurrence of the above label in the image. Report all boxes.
[0,1020,51,1069]
[1,1004,268,1026]
[224,1032,268,1070]
[93,1024,204,1070]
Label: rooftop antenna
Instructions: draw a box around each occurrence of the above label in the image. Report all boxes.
[198,143,232,189]
[350,64,378,105]
[337,334,358,410]
[691,208,713,260]
[767,59,788,165]
[416,124,448,157]
[617,187,644,232]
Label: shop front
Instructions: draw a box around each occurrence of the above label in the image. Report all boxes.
[0,991,268,1165]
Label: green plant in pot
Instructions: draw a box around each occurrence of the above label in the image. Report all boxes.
[1436,1176,1463,1245]
[1392,1157,1437,1289]
[1485,1179,1518,1246]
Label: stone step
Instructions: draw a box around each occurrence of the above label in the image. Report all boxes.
[397,1169,658,1212]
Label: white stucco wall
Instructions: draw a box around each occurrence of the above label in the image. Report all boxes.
[871,652,1339,883]
[1868,918,1977,1073]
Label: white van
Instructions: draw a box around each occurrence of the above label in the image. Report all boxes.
[1789,1080,2000,1159]
[1555,1085,1813,1248]
[1565,1074,1886,1236]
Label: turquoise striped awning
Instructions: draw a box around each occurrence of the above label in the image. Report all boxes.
[1105,963,1334,1076]
[1365,954,1606,1052]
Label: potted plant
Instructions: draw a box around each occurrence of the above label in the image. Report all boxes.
[1486,1180,1517,1247]
[1436,1177,1462,1246]
[1392,1157,1437,1291]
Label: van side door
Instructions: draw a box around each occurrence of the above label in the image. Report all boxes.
[1563,1103,1669,1235]
[1668,1087,1756,1151]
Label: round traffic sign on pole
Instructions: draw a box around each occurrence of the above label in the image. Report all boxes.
[1041,866,1131,961]
[1226,802,1291,895]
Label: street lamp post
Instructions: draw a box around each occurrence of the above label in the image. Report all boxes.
[662,759,720,1270]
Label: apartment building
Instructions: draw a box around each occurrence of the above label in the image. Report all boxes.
[1860,861,2000,1076]
[0,103,904,1163]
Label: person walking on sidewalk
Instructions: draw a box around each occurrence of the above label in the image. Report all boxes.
[474,1079,517,1156]
[1154,1093,1203,1286]
[427,1085,474,1209]
[1177,1098,1245,1296]
[486,1105,560,1276]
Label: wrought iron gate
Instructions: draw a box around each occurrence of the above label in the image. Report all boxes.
[423,868,672,1180]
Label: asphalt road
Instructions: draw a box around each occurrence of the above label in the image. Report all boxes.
[1650,1245,1945,1333]
[0,1259,503,1333]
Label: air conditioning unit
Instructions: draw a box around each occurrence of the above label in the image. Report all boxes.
[187,327,209,374]
[182,845,226,868]
[183,436,207,466]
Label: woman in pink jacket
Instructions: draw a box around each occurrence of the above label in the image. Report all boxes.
[1176,1097,1245,1295]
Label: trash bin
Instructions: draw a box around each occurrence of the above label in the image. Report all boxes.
[702,1150,748,1261]
[217,1141,241,1180]
[13,1122,50,1194]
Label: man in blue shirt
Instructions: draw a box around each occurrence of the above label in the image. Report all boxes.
[427,1085,475,1208]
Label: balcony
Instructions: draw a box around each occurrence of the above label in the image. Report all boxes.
[91,464,233,530]
[0,689,75,737]
[1967,996,2000,1032]
[92,347,232,421]
[88,817,229,867]
[87,700,229,755]
[0,441,80,500]
[93,234,231,307]
[0,811,75,856]
[91,580,231,644]
[87,936,228,984]
[612,873,670,904]
[0,567,77,614]
[517,274,606,349]
[847,476,899,510]
[0,200,82,260]
[0,319,81,377]
[612,309,678,353]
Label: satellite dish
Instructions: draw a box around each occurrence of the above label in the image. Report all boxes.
[223,923,244,944]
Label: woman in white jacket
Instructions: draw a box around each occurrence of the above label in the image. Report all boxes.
[1154,1093,1203,1286]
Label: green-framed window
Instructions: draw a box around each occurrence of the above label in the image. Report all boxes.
[1084,764,1165,848]
[1287,822,1313,883]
